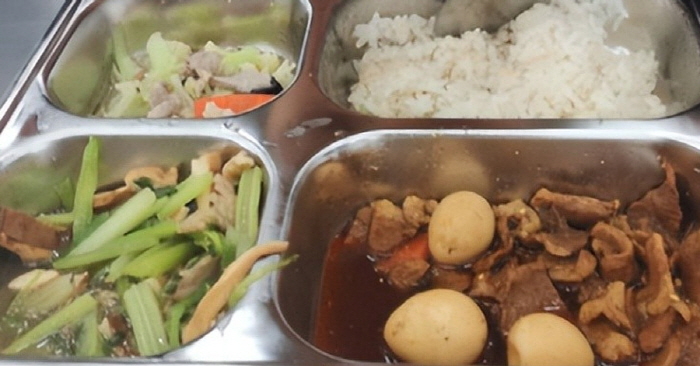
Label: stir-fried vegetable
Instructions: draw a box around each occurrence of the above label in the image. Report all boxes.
[0,138,296,357]
[100,31,296,119]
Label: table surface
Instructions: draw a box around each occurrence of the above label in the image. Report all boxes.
[0,0,65,104]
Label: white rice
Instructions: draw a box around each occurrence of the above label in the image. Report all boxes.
[348,0,666,118]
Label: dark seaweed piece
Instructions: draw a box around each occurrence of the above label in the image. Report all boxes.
[251,76,283,95]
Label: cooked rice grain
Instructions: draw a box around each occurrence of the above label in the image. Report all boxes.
[348,0,666,118]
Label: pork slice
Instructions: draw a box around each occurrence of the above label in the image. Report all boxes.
[581,319,638,363]
[344,206,372,248]
[642,334,681,366]
[499,261,567,332]
[677,229,700,303]
[591,222,639,284]
[532,207,588,257]
[530,188,619,229]
[188,50,222,76]
[430,266,473,292]
[546,249,597,283]
[211,69,272,93]
[472,213,514,273]
[579,281,632,330]
[401,195,436,228]
[636,233,690,320]
[0,207,62,249]
[638,309,677,354]
[627,162,681,240]
[381,259,430,290]
[368,199,418,252]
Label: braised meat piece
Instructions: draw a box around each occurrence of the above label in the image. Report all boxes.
[367,200,419,252]
[375,233,431,290]
[344,206,372,247]
[581,320,638,363]
[638,309,677,354]
[532,207,589,257]
[402,196,437,228]
[636,233,690,320]
[497,260,567,332]
[472,213,514,273]
[643,334,681,366]
[677,229,700,303]
[546,250,597,283]
[627,163,681,239]
[590,222,639,284]
[530,188,619,228]
[492,199,541,241]
[0,207,63,250]
[430,266,473,292]
[579,281,632,330]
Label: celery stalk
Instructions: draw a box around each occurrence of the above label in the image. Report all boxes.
[69,188,157,256]
[165,284,207,348]
[105,252,139,283]
[75,310,103,357]
[8,274,80,316]
[157,172,213,220]
[72,137,100,245]
[53,220,178,269]
[54,177,75,211]
[121,241,198,278]
[123,282,170,356]
[2,294,97,354]
[37,212,74,227]
[234,167,262,258]
[228,254,298,307]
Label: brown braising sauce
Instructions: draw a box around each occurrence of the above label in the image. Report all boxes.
[312,235,409,361]
[312,234,508,364]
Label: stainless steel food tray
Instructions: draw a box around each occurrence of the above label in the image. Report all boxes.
[2,0,700,365]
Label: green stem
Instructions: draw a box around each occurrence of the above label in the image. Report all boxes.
[68,188,157,256]
[165,284,207,348]
[157,172,213,220]
[53,220,178,269]
[234,167,262,258]
[2,293,97,355]
[228,254,298,307]
[72,137,100,245]
[121,241,199,279]
[123,281,170,356]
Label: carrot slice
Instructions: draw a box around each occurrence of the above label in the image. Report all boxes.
[194,94,275,118]
[375,232,430,273]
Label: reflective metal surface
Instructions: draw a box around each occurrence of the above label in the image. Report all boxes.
[0,0,698,365]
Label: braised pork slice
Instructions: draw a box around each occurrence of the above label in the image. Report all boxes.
[0,207,63,249]
[344,206,372,247]
[636,233,690,320]
[368,199,421,252]
[430,266,473,292]
[627,163,681,239]
[579,281,632,330]
[530,188,619,228]
[642,334,681,366]
[638,309,677,354]
[532,207,589,257]
[677,229,700,303]
[590,222,639,284]
[581,320,638,363]
[472,213,514,273]
[546,250,597,283]
[497,261,567,332]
